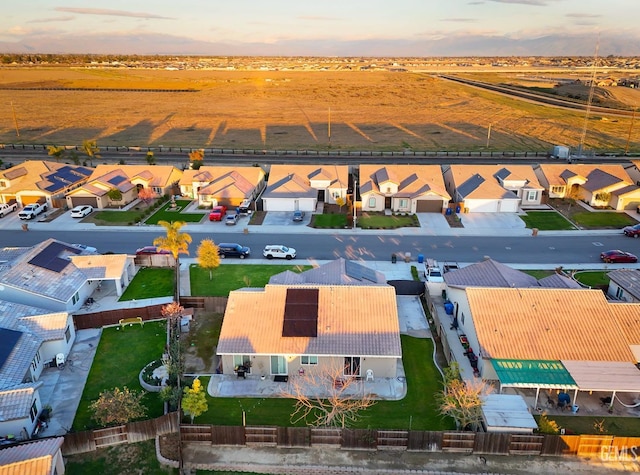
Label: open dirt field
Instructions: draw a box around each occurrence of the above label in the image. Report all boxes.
[0,68,638,152]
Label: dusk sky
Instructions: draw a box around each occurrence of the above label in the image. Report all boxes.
[1,1,638,56]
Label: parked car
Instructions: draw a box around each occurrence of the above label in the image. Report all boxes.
[70,205,93,218]
[600,250,638,263]
[19,202,47,220]
[623,224,640,238]
[209,205,227,221]
[225,213,239,225]
[293,210,305,222]
[136,246,171,255]
[263,244,296,260]
[0,202,18,218]
[71,243,98,253]
[218,243,251,259]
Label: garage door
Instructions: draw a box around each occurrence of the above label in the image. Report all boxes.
[70,197,98,208]
[21,195,44,205]
[416,199,443,212]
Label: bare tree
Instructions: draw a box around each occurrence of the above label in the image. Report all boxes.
[281,362,376,428]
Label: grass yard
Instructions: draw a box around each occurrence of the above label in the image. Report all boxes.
[73,323,166,431]
[194,337,453,431]
[312,213,347,228]
[144,200,206,224]
[93,209,144,225]
[572,270,610,288]
[537,415,640,437]
[520,211,575,230]
[358,212,419,229]
[119,267,174,301]
[190,264,311,296]
[572,211,637,229]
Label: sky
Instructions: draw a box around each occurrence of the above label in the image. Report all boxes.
[1,0,639,57]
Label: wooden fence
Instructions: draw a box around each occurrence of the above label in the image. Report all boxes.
[178,424,640,458]
[73,304,168,329]
[179,296,228,313]
[62,412,179,455]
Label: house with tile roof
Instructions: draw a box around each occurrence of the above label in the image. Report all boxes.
[261,165,349,212]
[0,436,65,475]
[217,284,401,380]
[535,164,640,210]
[359,165,450,214]
[607,269,640,303]
[178,165,266,208]
[443,164,543,213]
[0,239,135,313]
[268,258,387,286]
[65,164,183,209]
[0,160,92,209]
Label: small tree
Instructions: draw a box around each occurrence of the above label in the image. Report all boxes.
[538,412,560,434]
[47,145,65,162]
[154,220,192,300]
[189,149,204,170]
[335,196,346,212]
[82,139,101,166]
[197,239,220,280]
[281,362,376,428]
[107,188,123,203]
[182,378,208,423]
[138,187,156,205]
[146,151,156,165]
[90,386,146,426]
[161,301,184,345]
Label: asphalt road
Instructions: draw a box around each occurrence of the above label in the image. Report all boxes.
[1,228,636,266]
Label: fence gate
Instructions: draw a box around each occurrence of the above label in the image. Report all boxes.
[245,426,277,446]
[442,432,475,453]
[377,430,408,450]
[310,428,341,447]
[93,425,128,448]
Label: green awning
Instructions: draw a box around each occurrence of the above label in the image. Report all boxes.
[491,359,578,389]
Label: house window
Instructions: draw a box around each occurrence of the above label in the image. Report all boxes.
[65,326,71,343]
[461,313,465,326]
[399,199,408,209]
[0,180,6,187]
[233,355,252,373]
[527,190,538,201]
[29,400,38,422]
[31,350,41,371]
[152,187,162,194]
[368,197,376,208]
[270,356,287,375]
[343,356,361,376]
[551,186,564,194]
[72,292,79,305]
[301,355,318,365]
[386,187,391,194]
[616,287,624,300]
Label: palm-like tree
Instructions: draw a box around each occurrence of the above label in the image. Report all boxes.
[82,139,101,166]
[154,220,192,300]
[47,145,65,162]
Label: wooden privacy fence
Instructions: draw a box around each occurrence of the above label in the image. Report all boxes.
[62,412,179,455]
[73,304,168,329]
[179,296,228,313]
[178,425,640,458]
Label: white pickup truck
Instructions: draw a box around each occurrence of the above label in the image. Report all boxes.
[19,202,47,220]
[0,202,18,218]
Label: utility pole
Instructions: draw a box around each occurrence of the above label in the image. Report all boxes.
[625,110,636,155]
[328,107,331,146]
[10,102,20,137]
[486,123,492,148]
[352,179,357,229]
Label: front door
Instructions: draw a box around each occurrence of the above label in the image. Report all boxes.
[384,197,392,209]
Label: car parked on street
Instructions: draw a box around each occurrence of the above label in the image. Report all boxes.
[70,205,93,218]
[209,205,227,221]
[225,213,239,225]
[623,224,640,238]
[71,243,98,253]
[263,245,296,260]
[600,250,638,263]
[293,210,305,222]
[218,243,251,259]
[136,246,171,255]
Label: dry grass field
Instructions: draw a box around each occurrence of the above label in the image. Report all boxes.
[0,67,638,152]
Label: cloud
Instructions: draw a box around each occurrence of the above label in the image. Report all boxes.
[486,0,550,5]
[297,16,340,21]
[441,18,477,23]
[28,15,75,24]
[566,13,602,18]
[55,7,173,20]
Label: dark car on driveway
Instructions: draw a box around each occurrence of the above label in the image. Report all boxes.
[293,210,305,222]
[623,224,640,238]
[600,250,638,263]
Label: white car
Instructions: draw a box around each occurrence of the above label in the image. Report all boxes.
[70,205,93,218]
[263,245,296,260]
[71,243,98,253]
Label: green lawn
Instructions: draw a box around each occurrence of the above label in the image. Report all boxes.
[520,211,575,230]
[358,212,419,229]
[572,270,609,288]
[313,213,347,228]
[195,337,454,431]
[93,209,143,224]
[119,267,174,301]
[190,264,310,297]
[572,211,637,228]
[144,200,206,224]
[537,415,640,437]
[73,323,166,431]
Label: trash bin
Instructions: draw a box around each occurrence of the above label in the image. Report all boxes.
[571,404,579,413]
[391,253,397,264]
[456,206,461,213]
[446,208,452,215]
[417,254,424,264]
[532,228,538,237]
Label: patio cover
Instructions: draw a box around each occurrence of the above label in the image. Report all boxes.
[561,360,640,392]
[491,359,578,389]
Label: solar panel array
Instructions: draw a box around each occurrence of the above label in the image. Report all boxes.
[0,328,22,371]
[282,288,319,337]
[44,166,92,192]
[28,241,81,273]
[107,175,127,185]
[345,260,378,282]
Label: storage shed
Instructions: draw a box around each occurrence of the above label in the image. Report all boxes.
[481,394,538,433]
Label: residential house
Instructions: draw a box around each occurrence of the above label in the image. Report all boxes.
[442,165,543,213]
[0,160,92,208]
[178,166,266,208]
[217,284,401,380]
[0,239,135,313]
[261,165,349,212]
[0,436,65,475]
[535,164,640,210]
[268,258,387,286]
[65,165,183,209]
[607,269,640,303]
[359,165,450,213]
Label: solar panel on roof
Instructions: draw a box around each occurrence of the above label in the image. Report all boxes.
[107,175,127,185]
[28,242,80,273]
[345,260,378,283]
[0,328,22,371]
[359,266,379,283]
[45,179,66,192]
[282,288,318,337]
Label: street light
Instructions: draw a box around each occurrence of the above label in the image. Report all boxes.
[353,179,357,229]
